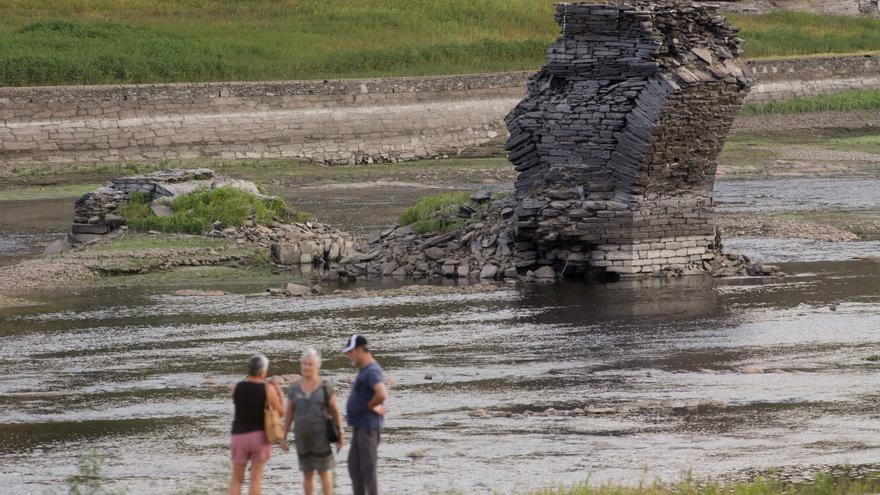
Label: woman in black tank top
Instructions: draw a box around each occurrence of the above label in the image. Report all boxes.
[228,354,284,495]
[232,381,267,434]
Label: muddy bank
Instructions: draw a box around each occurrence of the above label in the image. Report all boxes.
[717,213,861,241]
[0,233,265,296]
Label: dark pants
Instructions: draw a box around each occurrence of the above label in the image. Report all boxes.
[348,427,380,495]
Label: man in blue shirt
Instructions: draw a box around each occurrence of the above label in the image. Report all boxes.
[342,334,387,495]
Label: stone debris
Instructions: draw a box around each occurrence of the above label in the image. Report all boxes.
[263,223,356,266]
[62,168,356,267]
[172,289,226,297]
[72,168,252,241]
[269,282,505,299]
[335,196,524,281]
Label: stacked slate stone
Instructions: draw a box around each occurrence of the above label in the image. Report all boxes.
[505,0,752,276]
[67,168,357,265]
[72,169,217,237]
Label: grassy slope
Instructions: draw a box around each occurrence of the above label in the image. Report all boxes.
[740,89,880,115]
[0,0,557,86]
[2,2,880,86]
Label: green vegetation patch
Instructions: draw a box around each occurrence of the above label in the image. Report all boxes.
[10,2,880,85]
[0,0,558,86]
[398,191,490,235]
[0,183,100,202]
[730,11,880,59]
[740,89,880,116]
[88,234,226,252]
[0,20,237,86]
[824,133,880,154]
[118,187,308,235]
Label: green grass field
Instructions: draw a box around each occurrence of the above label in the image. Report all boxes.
[2,1,880,86]
[740,89,880,115]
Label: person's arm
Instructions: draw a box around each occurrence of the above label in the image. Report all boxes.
[327,391,345,452]
[281,399,294,453]
[267,382,284,415]
[367,382,388,416]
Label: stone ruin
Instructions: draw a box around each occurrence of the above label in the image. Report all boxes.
[60,168,356,266]
[71,169,259,237]
[56,1,763,282]
[335,0,762,281]
[334,0,762,281]
[505,0,752,276]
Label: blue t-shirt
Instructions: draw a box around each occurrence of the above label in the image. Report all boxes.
[346,362,384,429]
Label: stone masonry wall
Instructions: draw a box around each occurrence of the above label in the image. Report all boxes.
[0,75,523,167]
[745,54,880,101]
[1,53,879,167]
[505,1,752,277]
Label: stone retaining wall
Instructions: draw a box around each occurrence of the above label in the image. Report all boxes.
[745,54,880,101]
[1,53,879,166]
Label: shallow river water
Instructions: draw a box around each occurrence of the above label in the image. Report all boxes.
[1,177,880,493]
[2,261,880,494]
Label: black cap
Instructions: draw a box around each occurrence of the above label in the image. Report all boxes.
[342,334,367,353]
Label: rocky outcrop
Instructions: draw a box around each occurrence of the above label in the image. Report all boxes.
[504,1,752,277]
[72,168,259,241]
[266,222,356,266]
[63,168,356,266]
[335,195,523,281]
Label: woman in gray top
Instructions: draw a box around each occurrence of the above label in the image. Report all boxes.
[281,349,345,495]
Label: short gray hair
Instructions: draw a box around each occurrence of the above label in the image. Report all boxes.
[301,348,322,368]
[247,354,269,376]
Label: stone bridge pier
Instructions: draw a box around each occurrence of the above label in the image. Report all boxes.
[505,1,752,276]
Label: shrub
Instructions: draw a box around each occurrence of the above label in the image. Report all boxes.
[398,191,490,235]
[118,188,308,235]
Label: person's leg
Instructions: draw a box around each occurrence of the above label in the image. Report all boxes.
[319,470,333,495]
[348,428,364,495]
[361,429,380,495]
[303,470,316,495]
[248,462,265,495]
[228,463,246,495]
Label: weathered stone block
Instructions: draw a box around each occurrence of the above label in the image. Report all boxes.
[72,223,109,234]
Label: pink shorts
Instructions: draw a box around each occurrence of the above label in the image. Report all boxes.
[230,430,272,465]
